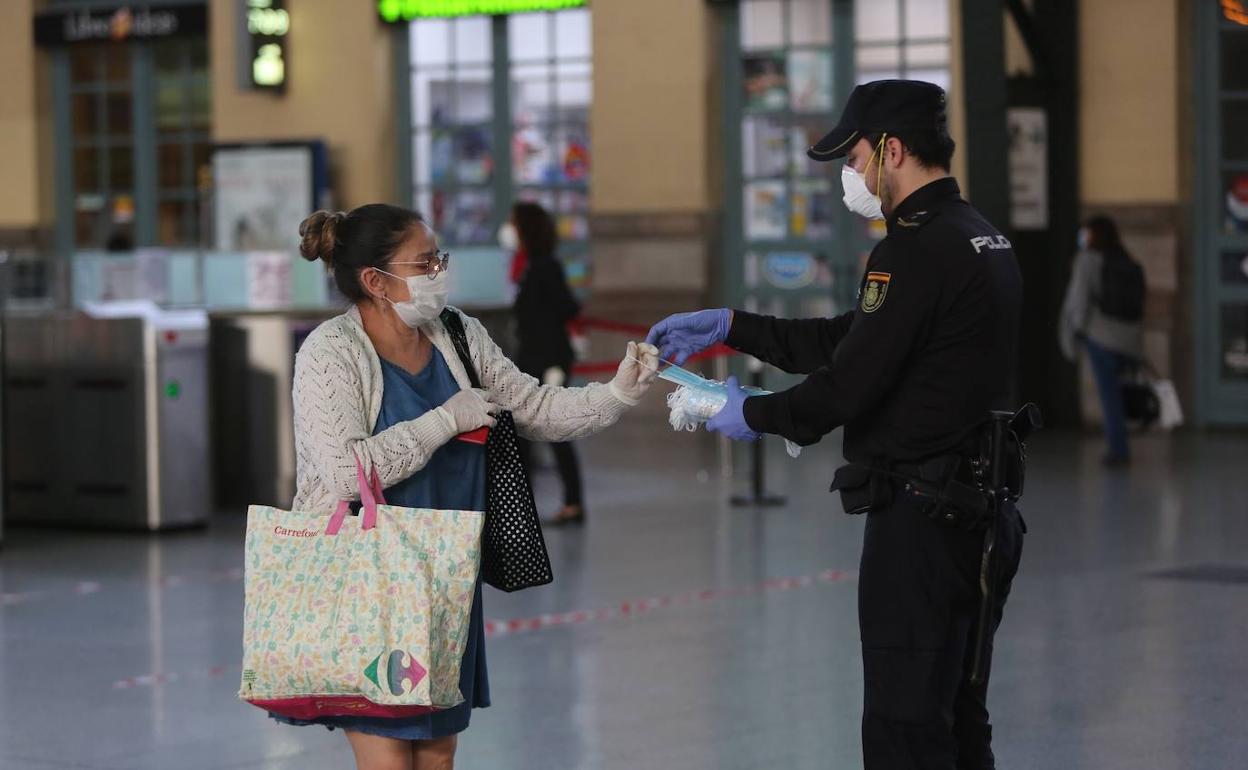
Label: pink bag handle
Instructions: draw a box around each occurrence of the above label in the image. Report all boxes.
[325,456,388,535]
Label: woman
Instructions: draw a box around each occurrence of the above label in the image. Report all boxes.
[502,202,587,525]
[285,204,658,770]
[1059,215,1145,466]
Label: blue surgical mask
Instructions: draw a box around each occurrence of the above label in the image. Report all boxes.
[657,361,800,457]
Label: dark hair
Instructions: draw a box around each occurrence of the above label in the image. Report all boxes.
[865,127,956,171]
[511,201,558,259]
[1085,215,1131,262]
[299,204,424,301]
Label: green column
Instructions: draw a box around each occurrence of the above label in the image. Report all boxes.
[490,14,514,232]
[132,43,158,247]
[959,0,1010,231]
[52,49,74,260]
[392,24,414,207]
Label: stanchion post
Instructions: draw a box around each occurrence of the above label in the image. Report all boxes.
[731,358,786,508]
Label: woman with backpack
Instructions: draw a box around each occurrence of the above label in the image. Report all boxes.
[1059,215,1145,466]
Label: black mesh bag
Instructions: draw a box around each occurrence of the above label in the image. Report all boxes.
[441,309,553,592]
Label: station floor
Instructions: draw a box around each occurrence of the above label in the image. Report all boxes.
[0,421,1245,769]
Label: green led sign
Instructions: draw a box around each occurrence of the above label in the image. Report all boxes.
[378,0,586,22]
[248,0,288,91]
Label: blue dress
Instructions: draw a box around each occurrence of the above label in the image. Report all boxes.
[273,347,490,739]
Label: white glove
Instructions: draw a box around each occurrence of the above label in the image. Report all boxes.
[542,367,566,387]
[434,388,499,434]
[609,342,660,406]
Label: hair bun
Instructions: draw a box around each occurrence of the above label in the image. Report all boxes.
[298,210,347,266]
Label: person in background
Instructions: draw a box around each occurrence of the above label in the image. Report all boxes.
[105,228,133,252]
[1059,215,1146,466]
[501,202,588,526]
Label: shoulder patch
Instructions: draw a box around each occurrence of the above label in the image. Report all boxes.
[861,272,891,313]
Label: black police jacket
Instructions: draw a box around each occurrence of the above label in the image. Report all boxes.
[729,177,1022,464]
[513,253,581,377]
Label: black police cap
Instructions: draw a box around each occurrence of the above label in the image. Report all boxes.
[808,79,948,162]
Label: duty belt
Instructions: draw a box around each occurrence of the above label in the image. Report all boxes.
[829,455,992,529]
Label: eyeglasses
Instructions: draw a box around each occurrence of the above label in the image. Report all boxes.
[389,251,451,280]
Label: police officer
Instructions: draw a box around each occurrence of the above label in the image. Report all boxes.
[646,80,1026,769]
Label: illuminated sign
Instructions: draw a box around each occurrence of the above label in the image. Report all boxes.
[247,0,289,91]
[377,0,586,23]
[33,4,207,47]
[1225,0,1248,25]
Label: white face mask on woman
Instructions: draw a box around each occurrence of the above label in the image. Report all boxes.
[374,268,450,327]
[498,221,520,252]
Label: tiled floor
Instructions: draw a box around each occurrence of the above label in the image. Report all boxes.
[1,421,1245,769]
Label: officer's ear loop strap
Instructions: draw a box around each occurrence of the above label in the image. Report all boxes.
[874,133,888,198]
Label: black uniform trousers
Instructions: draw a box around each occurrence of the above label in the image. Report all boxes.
[858,486,1024,770]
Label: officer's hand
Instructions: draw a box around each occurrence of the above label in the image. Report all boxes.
[705,376,760,441]
[644,309,732,366]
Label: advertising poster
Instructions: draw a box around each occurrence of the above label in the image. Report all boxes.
[1007,107,1049,230]
[746,181,788,240]
[743,54,787,111]
[788,50,833,112]
[213,144,315,252]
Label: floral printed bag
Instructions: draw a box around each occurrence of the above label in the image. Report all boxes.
[239,459,483,720]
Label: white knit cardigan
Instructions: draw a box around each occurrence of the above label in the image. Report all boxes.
[291,304,630,511]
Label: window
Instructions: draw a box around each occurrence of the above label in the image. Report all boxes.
[854,0,950,89]
[61,37,211,250]
[153,39,212,247]
[68,43,136,248]
[732,0,847,323]
[509,9,592,251]
[411,16,496,246]
[725,0,952,325]
[406,9,592,264]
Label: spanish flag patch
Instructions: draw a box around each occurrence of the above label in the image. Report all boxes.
[861,272,891,313]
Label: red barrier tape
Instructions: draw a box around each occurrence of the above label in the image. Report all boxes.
[568,316,738,376]
[571,343,737,376]
[109,567,856,690]
[573,316,651,336]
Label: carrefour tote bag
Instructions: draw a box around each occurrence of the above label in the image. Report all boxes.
[239,460,483,720]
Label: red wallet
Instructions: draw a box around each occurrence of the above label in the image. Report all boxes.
[456,427,490,445]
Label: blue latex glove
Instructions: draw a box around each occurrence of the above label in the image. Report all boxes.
[644,309,732,366]
[705,376,761,441]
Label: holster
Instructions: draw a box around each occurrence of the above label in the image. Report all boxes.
[830,464,891,515]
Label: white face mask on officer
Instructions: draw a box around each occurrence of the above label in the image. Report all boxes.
[842,166,884,221]
[374,267,450,328]
[842,135,888,221]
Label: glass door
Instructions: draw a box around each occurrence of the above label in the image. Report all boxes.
[400,8,594,303]
[1195,4,1248,423]
[720,0,951,390]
